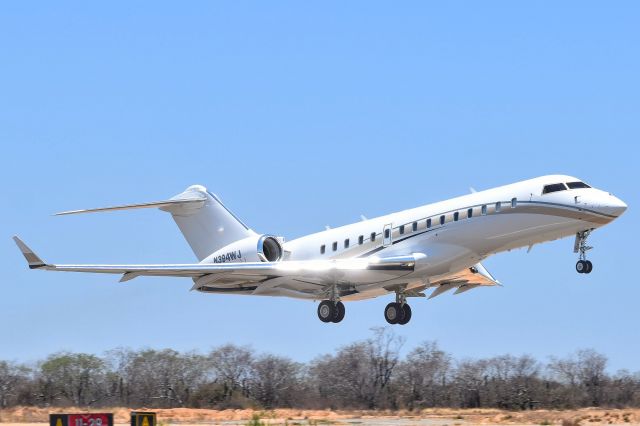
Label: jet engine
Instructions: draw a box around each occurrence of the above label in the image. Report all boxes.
[203,234,284,264]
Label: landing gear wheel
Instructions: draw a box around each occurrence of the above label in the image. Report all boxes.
[585,260,593,274]
[576,260,587,274]
[398,304,412,325]
[384,302,405,324]
[332,301,346,323]
[317,300,336,323]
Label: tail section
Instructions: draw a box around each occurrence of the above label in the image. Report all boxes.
[163,185,256,260]
[55,185,256,260]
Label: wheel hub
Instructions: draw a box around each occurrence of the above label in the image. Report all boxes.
[386,306,397,320]
[319,305,331,318]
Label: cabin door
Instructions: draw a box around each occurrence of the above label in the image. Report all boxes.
[383,223,393,247]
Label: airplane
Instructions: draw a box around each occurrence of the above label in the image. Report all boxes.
[14,175,627,325]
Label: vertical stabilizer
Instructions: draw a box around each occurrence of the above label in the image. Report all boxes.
[161,185,256,260]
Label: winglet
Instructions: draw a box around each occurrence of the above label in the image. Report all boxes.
[13,236,47,269]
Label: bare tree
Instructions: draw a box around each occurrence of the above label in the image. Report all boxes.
[207,344,253,406]
[103,347,135,406]
[547,349,608,407]
[0,361,31,408]
[122,349,208,407]
[0,331,638,410]
[395,341,452,409]
[453,359,489,408]
[248,354,302,408]
[483,355,541,409]
[606,370,640,407]
[576,349,608,406]
[311,327,404,409]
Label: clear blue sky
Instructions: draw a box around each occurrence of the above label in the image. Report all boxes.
[1,2,638,371]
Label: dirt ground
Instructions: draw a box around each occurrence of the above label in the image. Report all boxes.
[1,407,639,426]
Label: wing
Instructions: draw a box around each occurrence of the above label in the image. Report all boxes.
[13,237,420,299]
[427,262,501,299]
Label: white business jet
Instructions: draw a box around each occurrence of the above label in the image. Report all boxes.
[14,175,626,325]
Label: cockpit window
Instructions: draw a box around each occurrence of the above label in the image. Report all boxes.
[542,183,567,194]
[566,181,591,189]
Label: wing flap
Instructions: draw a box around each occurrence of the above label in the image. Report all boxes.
[428,262,500,299]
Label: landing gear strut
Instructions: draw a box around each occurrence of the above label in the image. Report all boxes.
[384,290,412,325]
[574,230,593,274]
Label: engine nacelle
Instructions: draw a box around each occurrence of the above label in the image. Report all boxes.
[202,234,284,264]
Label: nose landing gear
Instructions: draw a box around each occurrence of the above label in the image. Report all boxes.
[574,230,594,274]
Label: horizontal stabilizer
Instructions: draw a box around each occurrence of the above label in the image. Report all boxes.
[54,196,206,216]
[53,185,254,261]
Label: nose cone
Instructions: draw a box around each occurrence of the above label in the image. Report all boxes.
[606,195,627,217]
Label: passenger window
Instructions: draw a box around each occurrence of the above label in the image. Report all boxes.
[427,218,432,228]
[467,208,473,218]
[542,183,568,194]
[399,225,405,235]
[495,202,501,213]
[358,235,364,245]
[567,181,591,189]
[344,239,349,248]
[481,205,487,215]
[453,212,459,221]
[412,221,418,232]
[320,245,325,255]
[439,215,445,225]
[511,197,517,208]
[332,242,337,251]
[384,228,390,239]
[370,232,376,242]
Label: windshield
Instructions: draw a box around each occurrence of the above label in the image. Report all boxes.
[542,183,567,194]
[566,181,591,189]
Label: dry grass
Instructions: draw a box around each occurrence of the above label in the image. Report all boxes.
[0,407,639,426]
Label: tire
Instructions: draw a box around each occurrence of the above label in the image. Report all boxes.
[333,301,346,323]
[385,302,406,324]
[398,304,412,325]
[384,302,401,324]
[317,300,335,323]
[585,260,593,274]
[576,260,586,274]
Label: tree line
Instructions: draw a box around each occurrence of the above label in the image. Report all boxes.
[1,328,639,410]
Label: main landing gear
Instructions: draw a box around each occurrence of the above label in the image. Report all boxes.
[317,300,346,323]
[384,290,412,325]
[317,284,346,323]
[574,230,594,274]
